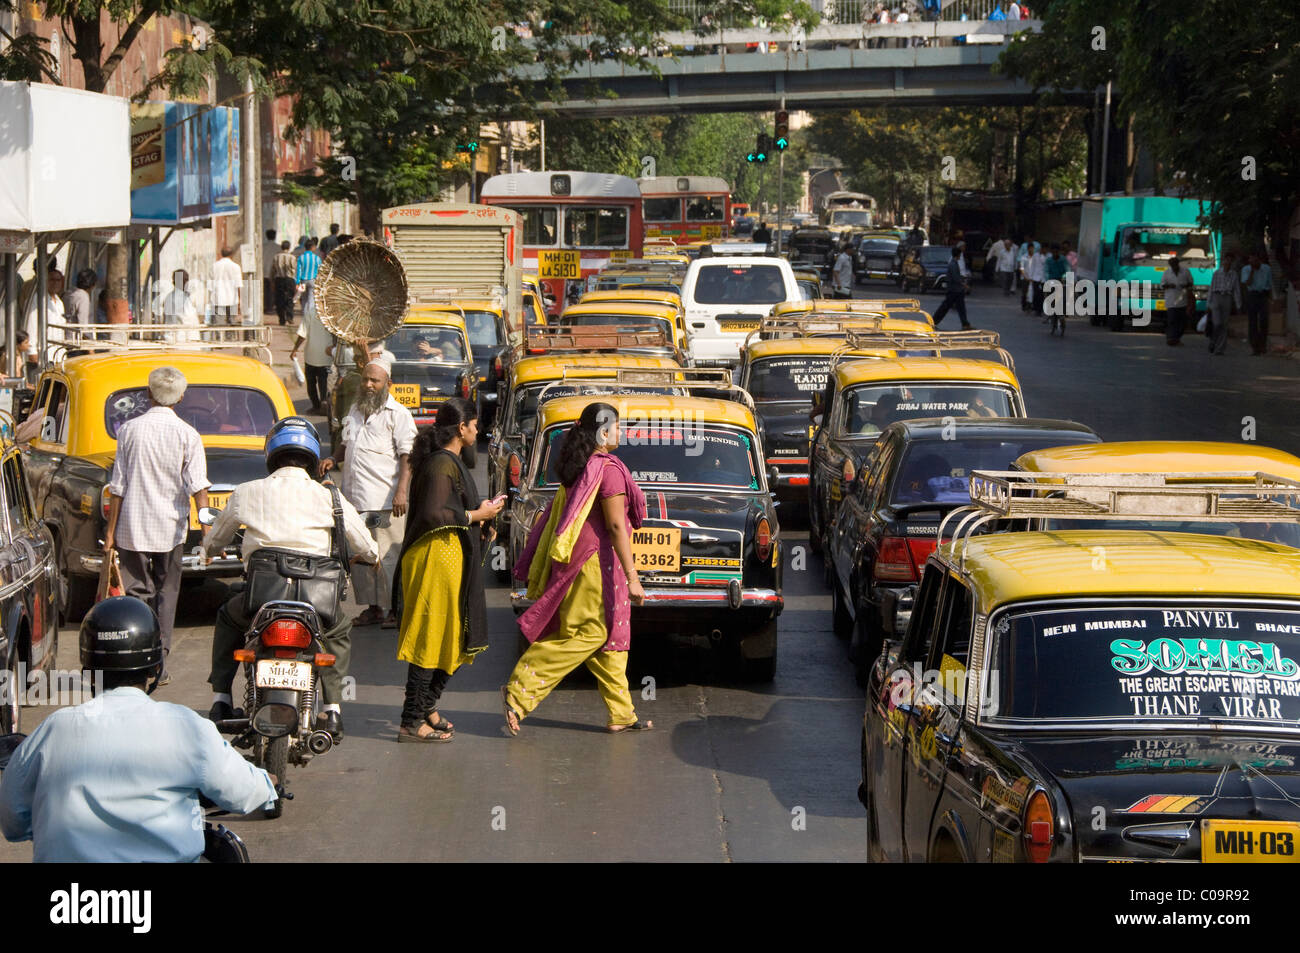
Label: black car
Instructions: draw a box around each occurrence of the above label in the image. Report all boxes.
[787,227,837,277]
[900,245,955,294]
[383,319,479,429]
[855,237,901,283]
[826,418,1100,683]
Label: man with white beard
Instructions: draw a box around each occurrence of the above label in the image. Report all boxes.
[320,352,416,629]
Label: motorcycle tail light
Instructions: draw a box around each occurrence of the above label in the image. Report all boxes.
[875,536,917,582]
[261,619,311,648]
[508,453,521,489]
[755,517,772,562]
[273,648,299,659]
[1023,789,1054,863]
[314,653,336,667]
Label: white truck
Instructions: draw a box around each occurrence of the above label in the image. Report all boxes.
[680,254,800,367]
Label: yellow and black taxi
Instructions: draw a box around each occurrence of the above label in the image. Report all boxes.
[0,409,59,730]
[22,338,295,620]
[383,307,479,427]
[809,340,1025,555]
[791,266,824,301]
[1008,441,1300,548]
[861,475,1300,862]
[828,418,1100,683]
[510,384,782,680]
[771,297,934,327]
[855,233,903,283]
[557,300,690,358]
[591,260,685,294]
[487,351,683,505]
[524,272,557,320]
[578,288,684,314]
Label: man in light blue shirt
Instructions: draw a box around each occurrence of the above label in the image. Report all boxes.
[0,597,276,862]
[1241,252,1273,355]
[296,237,323,316]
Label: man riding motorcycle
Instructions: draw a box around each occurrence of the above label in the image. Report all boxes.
[204,417,378,741]
[0,596,277,862]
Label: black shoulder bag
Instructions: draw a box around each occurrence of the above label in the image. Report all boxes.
[242,484,352,631]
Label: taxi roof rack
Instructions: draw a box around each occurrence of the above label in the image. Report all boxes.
[516,325,679,361]
[538,366,754,412]
[777,297,923,314]
[411,286,505,307]
[47,323,273,365]
[938,470,1300,568]
[743,316,906,351]
[833,328,1014,371]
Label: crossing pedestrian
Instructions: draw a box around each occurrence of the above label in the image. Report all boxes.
[103,367,210,684]
[271,240,298,326]
[504,402,651,736]
[320,352,415,629]
[1241,252,1273,355]
[289,293,335,413]
[212,247,242,329]
[1043,244,1068,334]
[1207,251,1241,355]
[930,246,973,330]
[296,238,322,316]
[1161,254,1193,345]
[993,238,1017,295]
[832,241,855,298]
[394,399,504,742]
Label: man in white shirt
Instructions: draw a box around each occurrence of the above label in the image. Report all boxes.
[994,238,1018,295]
[23,268,65,374]
[211,247,242,328]
[1027,244,1047,315]
[832,241,855,298]
[154,269,201,344]
[320,353,415,629]
[289,299,336,414]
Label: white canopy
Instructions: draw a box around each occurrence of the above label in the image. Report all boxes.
[0,82,131,233]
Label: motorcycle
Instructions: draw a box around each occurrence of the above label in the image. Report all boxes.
[0,733,249,862]
[199,509,337,820]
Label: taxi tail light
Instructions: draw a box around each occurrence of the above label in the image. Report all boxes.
[1023,790,1054,863]
[508,453,521,489]
[494,355,503,378]
[100,486,112,520]
[875,536,918,582]
[754,517,772,562]
[907,538,938,569]
[460,375,471,399]
[260,619,312,649]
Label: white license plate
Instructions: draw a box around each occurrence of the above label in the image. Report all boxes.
[255,659,312,691]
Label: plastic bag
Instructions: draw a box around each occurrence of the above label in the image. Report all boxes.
[291,356,306,384]
[1196,314,1208,334]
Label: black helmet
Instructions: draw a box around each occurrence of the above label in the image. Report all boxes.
[264,416,321,473]
[79,596,162,683]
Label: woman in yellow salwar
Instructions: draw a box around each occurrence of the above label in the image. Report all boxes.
[394,398,504,742]
[503,402,653,736]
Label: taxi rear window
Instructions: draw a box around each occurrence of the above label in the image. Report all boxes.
[106,386,277,438]
[539,424,759,490]
[891,436,1092,506]
[748,356,832,401]
[844,384,1013,435]
[988,603,1300,728]
[562,312,672,337]
[389,326,468,362]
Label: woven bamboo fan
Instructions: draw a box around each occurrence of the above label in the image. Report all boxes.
[314,238,409,347]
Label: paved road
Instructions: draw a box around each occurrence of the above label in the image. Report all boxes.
[1,287,1296,862]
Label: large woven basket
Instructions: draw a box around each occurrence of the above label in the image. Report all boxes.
[314,238,409,346]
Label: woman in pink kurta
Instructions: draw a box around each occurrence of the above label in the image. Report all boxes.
[502,402,652,734]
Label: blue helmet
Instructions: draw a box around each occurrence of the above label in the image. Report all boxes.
[264,416,321,473]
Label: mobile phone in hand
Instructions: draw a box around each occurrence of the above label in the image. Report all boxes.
[491,493,507,505]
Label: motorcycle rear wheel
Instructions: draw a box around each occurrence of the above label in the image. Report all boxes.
[261,735,289,819]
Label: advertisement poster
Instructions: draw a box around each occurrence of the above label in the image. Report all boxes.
[131,102,239,224]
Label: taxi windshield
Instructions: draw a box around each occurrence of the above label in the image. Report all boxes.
[989,603,1300,728]
[562,312,672,337]
[892,436,1094,505]
[388,326,467,363]
[461,311,501,351]
[844,384,1013,435]
[747,356,832,401]
[540,423,759,490]
[106,386,277,438]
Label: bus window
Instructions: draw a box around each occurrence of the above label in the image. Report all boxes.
[564,206,628,248]
[511,207,558,246]
[686,197,725,221]
[644,198,681,222]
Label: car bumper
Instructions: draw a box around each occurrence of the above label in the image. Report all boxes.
[512,585,782,611]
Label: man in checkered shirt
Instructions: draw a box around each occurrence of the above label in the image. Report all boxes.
[104,367,210,684]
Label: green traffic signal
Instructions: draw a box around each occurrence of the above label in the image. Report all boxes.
[776,136,789,151]
[456,142,479,153]
[746,152,756,163]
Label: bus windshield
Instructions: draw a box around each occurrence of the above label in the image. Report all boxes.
[686,197,726,221]
[643,198,680,222]
[564,206,628,248]
[509,206,557,246]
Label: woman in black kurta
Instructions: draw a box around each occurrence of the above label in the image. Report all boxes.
[393,398,503,742]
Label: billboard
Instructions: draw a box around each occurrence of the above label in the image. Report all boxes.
[131,101,240,224]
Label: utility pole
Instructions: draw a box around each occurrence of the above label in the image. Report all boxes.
[776,98,785,255]
[1099,80,1112,196]
[540,120,546,172]
[242,75,259,321]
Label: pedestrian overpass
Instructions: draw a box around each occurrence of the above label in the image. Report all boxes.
[503,20,1086,117]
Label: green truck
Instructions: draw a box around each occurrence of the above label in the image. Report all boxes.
[1073,195,1221,329]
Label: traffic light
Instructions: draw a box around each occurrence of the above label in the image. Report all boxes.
[775,111,789,151]
[456,141,479,154]
[755,133,770,164]
[746,149,757,163]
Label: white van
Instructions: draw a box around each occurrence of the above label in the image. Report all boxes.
[680,255,799,367]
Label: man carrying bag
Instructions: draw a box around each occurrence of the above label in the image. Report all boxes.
[202,418,377,742]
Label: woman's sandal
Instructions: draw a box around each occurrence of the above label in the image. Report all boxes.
[608,720,654,733]
[398,723,453,743]
[501,686,521,737]
[425,711,454,734]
